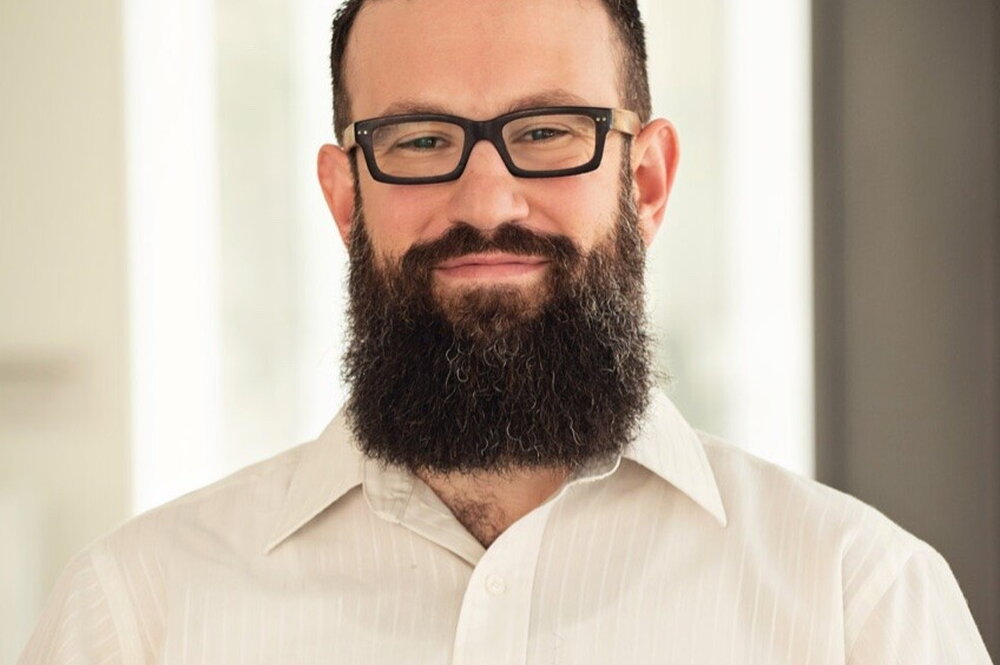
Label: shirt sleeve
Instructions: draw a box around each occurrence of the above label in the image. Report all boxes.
[18,541,144,665]
[846,544,993,664]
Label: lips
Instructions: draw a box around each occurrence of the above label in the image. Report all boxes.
[435,253,550,270]
[433,253,551,279]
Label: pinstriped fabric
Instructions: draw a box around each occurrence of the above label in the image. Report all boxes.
[22,549,121,664]
[18,391,993,664]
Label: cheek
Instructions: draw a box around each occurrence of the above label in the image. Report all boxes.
[359,183,450,259]
[528,171,620,248]
[358,163,623,255]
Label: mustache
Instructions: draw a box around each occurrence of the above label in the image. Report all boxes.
[399,222,583,276]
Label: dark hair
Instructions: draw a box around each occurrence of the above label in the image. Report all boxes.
[329,0,651,144]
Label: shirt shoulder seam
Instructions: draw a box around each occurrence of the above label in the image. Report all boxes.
[88,539,147,664]
[843,541,933,659]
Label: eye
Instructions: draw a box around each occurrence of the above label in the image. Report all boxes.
[396,136,449,151]
[522,127,569,142]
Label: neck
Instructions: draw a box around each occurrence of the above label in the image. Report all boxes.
[415,465,571,548]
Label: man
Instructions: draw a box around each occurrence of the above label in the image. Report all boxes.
[19,0,992,663]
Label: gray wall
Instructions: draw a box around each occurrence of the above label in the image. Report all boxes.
[814,0,999,657]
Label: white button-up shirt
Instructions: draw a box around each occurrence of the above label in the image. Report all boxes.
[19,391,992,664]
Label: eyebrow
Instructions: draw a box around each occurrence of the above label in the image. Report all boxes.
[376,89,595,119]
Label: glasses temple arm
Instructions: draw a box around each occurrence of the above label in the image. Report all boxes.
[341,123,357,150]
[611,109,641,136]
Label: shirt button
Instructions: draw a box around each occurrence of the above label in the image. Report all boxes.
[485,574,507,596]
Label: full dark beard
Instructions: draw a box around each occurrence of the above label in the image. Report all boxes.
[342,165,653,475]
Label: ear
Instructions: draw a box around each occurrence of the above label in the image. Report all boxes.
[630,118,680,247]
[317,144,356,247]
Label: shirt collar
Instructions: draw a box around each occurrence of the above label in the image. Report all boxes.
[622,389,728,527]
[263,408,365,553]
[263,388,726,554]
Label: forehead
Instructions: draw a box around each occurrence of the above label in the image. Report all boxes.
[343,0,621,120]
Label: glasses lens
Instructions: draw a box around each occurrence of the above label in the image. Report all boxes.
[502,113,598,172]
[371,120,465,178]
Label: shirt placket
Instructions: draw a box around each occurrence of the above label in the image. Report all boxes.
[450,498,557,665]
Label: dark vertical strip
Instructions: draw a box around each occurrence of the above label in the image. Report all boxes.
[989,0,1000,657]
[811,0,848,489]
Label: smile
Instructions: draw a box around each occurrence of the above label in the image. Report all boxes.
[432,253,551,280]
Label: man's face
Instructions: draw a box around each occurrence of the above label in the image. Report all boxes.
[341,0,631,308]
[319,0,678,473]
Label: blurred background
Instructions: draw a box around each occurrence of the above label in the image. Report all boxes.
[0,0,996,659]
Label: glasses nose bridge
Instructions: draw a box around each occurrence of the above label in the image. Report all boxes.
[462,118,513,174]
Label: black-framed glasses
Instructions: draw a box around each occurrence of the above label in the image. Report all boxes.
[342,106,641,185]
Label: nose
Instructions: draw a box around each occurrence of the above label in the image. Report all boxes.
[445,139,529,232]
